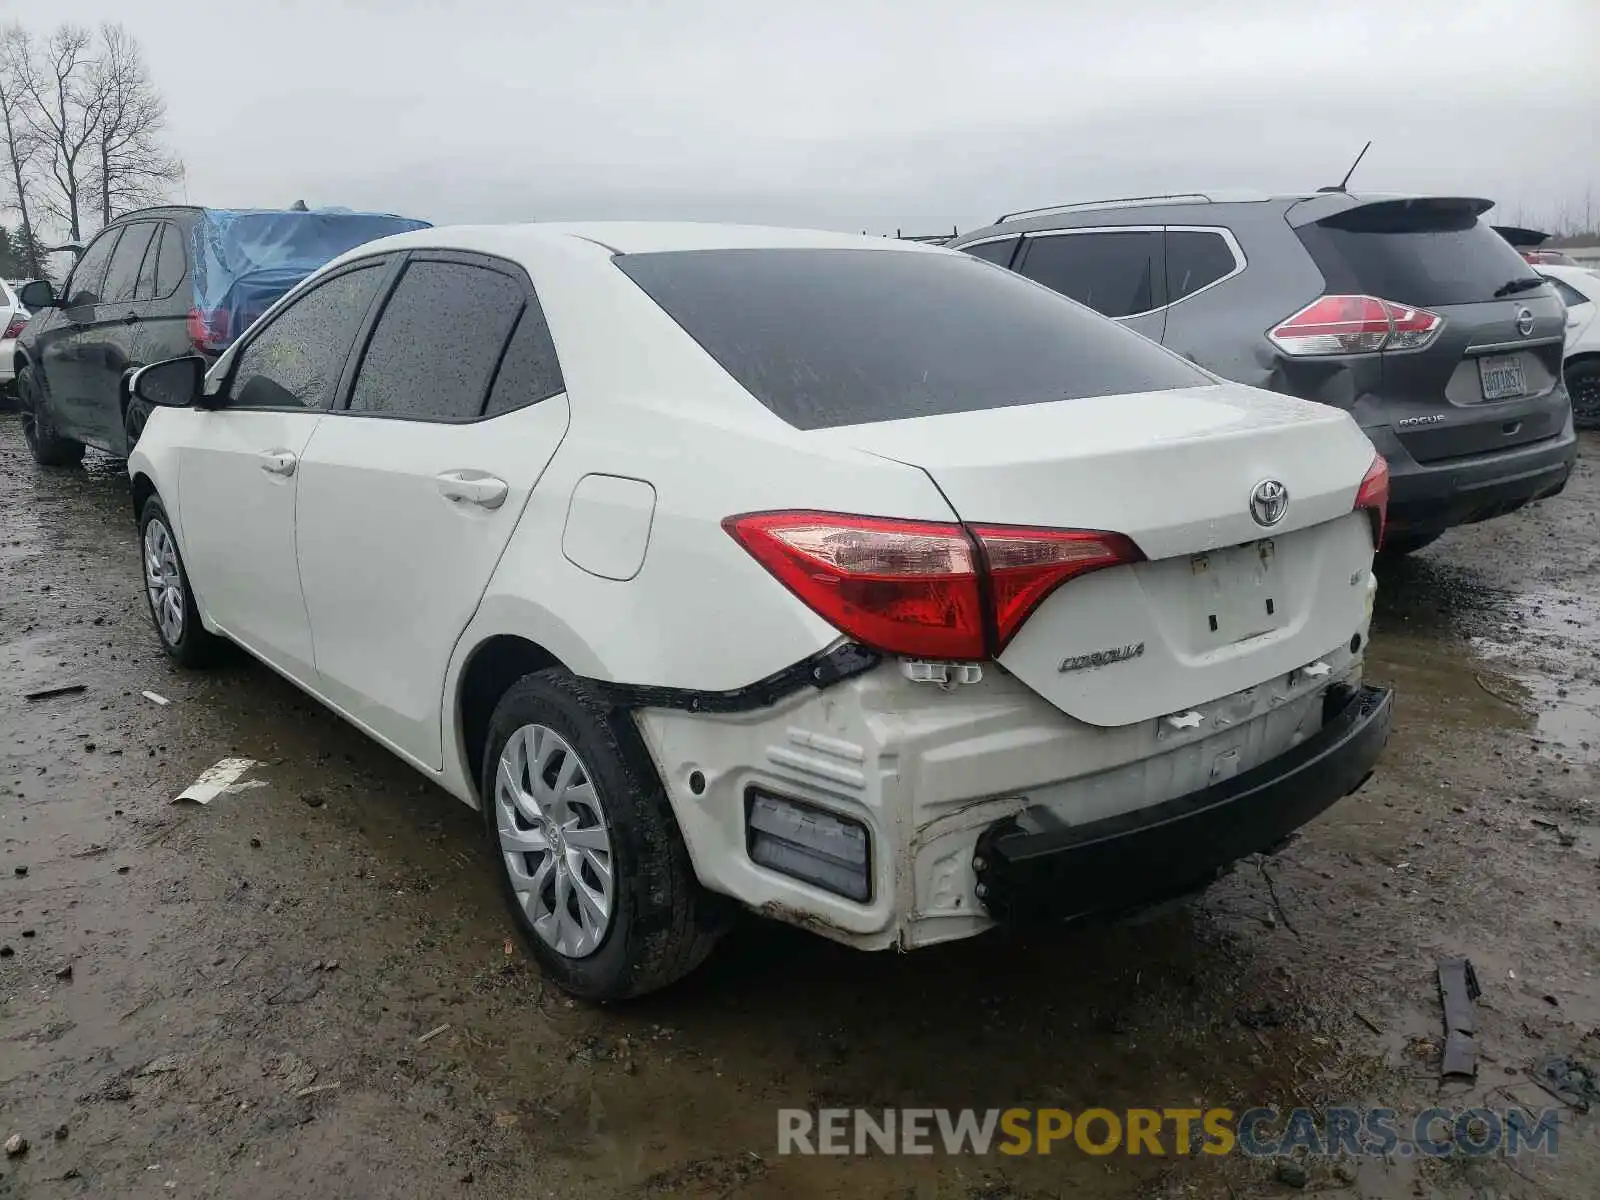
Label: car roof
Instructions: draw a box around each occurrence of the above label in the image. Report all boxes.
[327,221,943,265]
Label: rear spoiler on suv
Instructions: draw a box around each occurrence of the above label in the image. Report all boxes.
[1491,225,1552,248]
[1284,194,1494,230]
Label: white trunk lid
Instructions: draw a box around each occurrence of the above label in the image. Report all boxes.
[820,384,1379,727]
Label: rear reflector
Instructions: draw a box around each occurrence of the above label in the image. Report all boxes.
[747,790,871,901]
[1354,454,1389,548]
[723,510,1142,659]
[1268,295,1443,356]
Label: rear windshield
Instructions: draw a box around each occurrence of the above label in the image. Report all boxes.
[1296,203,1541,307]
[614,248,1207,430]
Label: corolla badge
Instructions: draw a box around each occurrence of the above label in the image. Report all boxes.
[1249,479,1289,527]
[1059,642,1145,673]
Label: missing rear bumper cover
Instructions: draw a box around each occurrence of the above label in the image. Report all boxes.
[587,643,880,714]
[973,683,1394,923]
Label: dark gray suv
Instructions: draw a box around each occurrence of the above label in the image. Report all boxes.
[949,192,1577,556]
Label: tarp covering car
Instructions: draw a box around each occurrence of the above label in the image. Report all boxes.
[188,207,430,352]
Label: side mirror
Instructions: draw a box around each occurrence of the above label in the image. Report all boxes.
[18,279,55,310]
[131,355,207,409]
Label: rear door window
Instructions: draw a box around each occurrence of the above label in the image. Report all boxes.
[347,260,524,421]
[1016,231,1162,317]
[616,247,1206,431]
[1164,230,1239,302]
[1296,203,1540,307]
[155,223,187,298]
[102,223,156,305]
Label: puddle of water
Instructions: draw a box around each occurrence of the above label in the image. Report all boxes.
[1470,587,1600,759]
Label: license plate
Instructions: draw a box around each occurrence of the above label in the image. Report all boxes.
[1188,539,1286,646]
[1478,354,1527,401]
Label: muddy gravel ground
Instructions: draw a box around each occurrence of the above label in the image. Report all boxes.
[3,415,1600,1200]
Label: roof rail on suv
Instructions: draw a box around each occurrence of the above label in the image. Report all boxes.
[994,193,1219,225]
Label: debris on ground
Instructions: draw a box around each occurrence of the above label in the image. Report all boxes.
[1531,1055,1600,1113]
[24,683,86,701]
[142,690,171,706]
[1437,957,1481,1080]
[139,1055,184,1077]
[55,963,73,980]
[1275,1159,1308,1188]
[5,1133,27,1157]
[417,1023,451,1045]
[171,758,258,805]
[295,1081,340,1099]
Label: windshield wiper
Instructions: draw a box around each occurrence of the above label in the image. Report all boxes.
[1494,276,1546,298]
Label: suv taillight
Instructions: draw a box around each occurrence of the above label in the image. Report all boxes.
[723,511,1143,660]
[187,306,230,353]
[1354,454,1389,549]
[1268,295,1443,356]
[3,313,26,340]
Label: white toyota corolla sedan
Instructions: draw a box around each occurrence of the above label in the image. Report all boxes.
[126,222,1394,999]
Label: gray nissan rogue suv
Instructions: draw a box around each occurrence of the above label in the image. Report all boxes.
[950,192,1577,556]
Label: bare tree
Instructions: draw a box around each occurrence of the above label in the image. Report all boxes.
[0,24,43,274]
[86,23,181,226]
[20,24,103,242]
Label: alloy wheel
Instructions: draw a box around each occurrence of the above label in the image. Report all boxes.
[143,518,185,645]
[495,723,615,958]
[1572,370,1600,427]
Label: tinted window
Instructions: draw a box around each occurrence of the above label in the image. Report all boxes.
[1296,204,1539,307]
[155,223,187,298]
[65,229,122,307]
[962,237,1020,269]
[134,225,163,300]
[616,248,1206,430]
[1018,231,1161,317]
[484,299,566,417]
[348,261,523,421]
[1165,230,1238,302]
[228,266,383,410]
[103,223,156,304]
[1548,277,1589,309]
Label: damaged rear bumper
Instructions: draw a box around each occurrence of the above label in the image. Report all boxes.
[972,684,1393,923]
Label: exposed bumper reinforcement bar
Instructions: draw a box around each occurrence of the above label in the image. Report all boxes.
[973,683,1394,923]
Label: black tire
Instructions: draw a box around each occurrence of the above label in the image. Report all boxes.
[137,496,222,667]
[124,394,153,453]
[1568,360,1600,431]
[16,363,85,468]
[481,669,722,1001]
[1378,529,1445,559]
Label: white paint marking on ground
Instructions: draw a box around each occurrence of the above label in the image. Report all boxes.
[172,758,258,805]
[142,690,171,706]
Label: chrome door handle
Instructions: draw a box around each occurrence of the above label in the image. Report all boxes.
[436,470,508,510]
[258,450,298,477]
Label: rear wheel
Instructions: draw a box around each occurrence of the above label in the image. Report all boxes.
[1378,529,1444,559]
[1568,360,1600,430]
[482,669,722,1001]
[16,364,85,468]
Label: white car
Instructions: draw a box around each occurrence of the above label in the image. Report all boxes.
[0,278,26,391]
[1539,264,1600,427]
[127,222,1394,999]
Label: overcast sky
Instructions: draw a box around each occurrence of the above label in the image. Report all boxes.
[24,0,1600,235]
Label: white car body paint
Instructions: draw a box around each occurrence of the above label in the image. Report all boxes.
[1539,264,1600,361]
[130,221,1387,952]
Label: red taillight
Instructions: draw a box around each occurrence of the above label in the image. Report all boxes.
[1268,295,1442,356]
[3,313,26,340]
[722,511,1142,660]
[971,524,1144,647]
[1354,454,1389,549]
[186,307,230,353]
